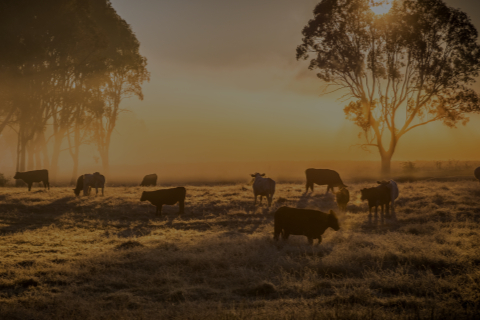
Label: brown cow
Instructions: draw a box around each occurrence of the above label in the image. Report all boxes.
[274,206,340,245]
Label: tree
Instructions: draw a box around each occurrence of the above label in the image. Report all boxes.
[90,1,150,176]
[297,0,480,175]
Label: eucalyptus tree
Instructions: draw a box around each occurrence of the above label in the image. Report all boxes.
[90,0,150,176]
[297,0,480,174]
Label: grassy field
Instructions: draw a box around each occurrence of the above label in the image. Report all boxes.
[1,180,480,319]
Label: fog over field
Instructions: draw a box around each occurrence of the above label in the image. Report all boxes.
[1,180,480,319]
[2,0,480,319]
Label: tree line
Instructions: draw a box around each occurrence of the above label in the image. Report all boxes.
[0,0,149,183]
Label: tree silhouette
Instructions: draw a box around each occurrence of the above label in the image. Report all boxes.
[297,0,480,174]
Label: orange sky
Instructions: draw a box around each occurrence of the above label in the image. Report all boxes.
[103,0,480,165]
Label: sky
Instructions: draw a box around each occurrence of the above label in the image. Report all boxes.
[105,0,480,166]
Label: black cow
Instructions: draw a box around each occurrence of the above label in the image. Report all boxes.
[335,187,350,211]
[274,206,340,245]
[140,187,186,214]
[305,168,347,193]
[14,169,49,191]
[140,174,157,187]
[360,185,390,216]
[475,167,480,183]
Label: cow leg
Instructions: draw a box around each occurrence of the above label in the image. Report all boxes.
[375,206,378,216]
[317,236,323,245]
[268,195,272,207]
[156,205,163,215]
[386,202,390,216]
[95,187,98,196]
[102,187,104,196]
[307,237,313,245]
[259,195,263,204]
[282,232,289,240]
[43,181,47,190]
[254,194,257,206]
[178,200,185,214]
[28,183,32,191]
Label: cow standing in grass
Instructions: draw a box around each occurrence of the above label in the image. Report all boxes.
[251,173,275,207]
[305,168,347,194]
[274,207,340,245]
[140,187,186,215]
[377,180,399,214]
[475,167,480,183]
[335,187,350,211]
[360,184,391,216]
[14,169,50,191]
[140,174,157,186]
[73,172,106,196]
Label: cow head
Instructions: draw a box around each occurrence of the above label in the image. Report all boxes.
[377,180,389,185]
[360,188,368,200]
[328,210,340,231]
[13,172,20,179]
[140,191,147,201]
[73,188,81,196]
[250,173,265,184]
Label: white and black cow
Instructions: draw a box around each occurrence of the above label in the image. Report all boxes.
[250,173,276,207]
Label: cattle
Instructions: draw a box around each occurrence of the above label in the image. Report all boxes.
[140,174,157,187]
[273,206,340,245]
[73,172,106,196]
[305,168,347,193]
[250,173,276,207]
[475,167,480,183]
[377,180,399,214]
[335,187,350,211]
[140,187,186,215]
[360,184,391,216]
[14,169,49,191]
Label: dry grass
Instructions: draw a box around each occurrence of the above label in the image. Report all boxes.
[0,181,479,319]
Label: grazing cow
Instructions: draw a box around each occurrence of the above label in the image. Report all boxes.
[73,172,106,196]
[14,169,49,191]
[251,173,276,207]
[305,168,347,193]
[475,167,480,183]
[335,187,350,211]
[140,187,186,214]
[377,180,399,214]
[274,206,340,245]
[360,185,391,216]
[140,174,157,187]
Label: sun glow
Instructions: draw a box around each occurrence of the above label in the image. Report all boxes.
[370,0,393,15]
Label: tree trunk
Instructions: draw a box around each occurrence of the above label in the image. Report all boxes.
[100,149,109,178]
[38,131,50,170]
[69,126,81,185]
[380,153,392,177]
[27,140,35,171]
[50,128,66,182]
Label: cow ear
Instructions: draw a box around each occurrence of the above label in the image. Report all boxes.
[250,174,255,177]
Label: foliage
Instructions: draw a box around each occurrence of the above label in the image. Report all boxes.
[0,0,148,179]
[297,0,480,174]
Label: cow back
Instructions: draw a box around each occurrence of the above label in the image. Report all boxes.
[475,167,480,180]
[143,187,186,205]
[253,177,275,196]
[275,206,331,237]
[14,169,48,182]
[306,168,344,186]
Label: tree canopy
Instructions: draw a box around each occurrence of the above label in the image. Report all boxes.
[0,0,149,181]
[297,0,480,174]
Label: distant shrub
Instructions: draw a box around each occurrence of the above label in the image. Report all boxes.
[402,161,416,172]
[0,173,8,187]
